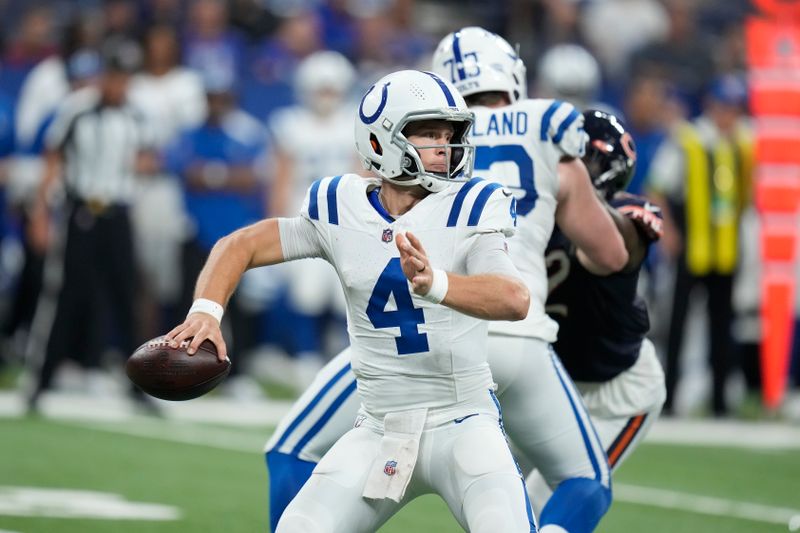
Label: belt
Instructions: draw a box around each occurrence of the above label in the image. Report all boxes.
[70,196,128,217]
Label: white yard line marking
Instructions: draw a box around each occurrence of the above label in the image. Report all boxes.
[615,483,800,527]
[647,419,800,450]
[0,486,180,521]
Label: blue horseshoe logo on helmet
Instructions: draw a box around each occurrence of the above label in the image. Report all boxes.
[359,82,391,124]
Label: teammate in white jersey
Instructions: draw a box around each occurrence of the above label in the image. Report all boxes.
[167,69,537,532]
[439,29,627,533]
[267,51,358,388]
[265,29,627,533]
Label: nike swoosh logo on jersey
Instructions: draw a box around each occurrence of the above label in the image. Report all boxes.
[453,413,479,424]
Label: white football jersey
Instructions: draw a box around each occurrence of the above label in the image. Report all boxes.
[469,98,587,341]
[269,105,358,213]
[297,173,516,418]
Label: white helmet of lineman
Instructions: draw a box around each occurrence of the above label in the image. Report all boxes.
[295,50,356,115]
[432,26,527,103]
[537,44,601,108]
[354,69,475,193]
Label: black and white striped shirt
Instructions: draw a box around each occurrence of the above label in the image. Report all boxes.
[46,87,152,204]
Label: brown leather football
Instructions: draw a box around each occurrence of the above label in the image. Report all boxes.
[126,336,231,401]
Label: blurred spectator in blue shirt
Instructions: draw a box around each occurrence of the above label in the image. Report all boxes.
[242,9,321,120]
[168,80,265,251]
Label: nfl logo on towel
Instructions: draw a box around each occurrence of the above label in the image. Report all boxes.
[382,228,393,243]
[384,460,397,476]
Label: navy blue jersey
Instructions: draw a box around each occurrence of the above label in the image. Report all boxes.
[545,195,659,382]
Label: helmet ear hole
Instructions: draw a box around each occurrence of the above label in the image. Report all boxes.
[369,133,383,155]
[403,154,419,175]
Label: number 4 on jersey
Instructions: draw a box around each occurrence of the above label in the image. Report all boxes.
[367,258,430,355]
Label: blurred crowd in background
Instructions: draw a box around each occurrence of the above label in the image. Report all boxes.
[0,0,787,418]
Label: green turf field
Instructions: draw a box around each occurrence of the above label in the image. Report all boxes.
[1,416,797,532]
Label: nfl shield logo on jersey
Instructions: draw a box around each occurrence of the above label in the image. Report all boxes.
[382,228,393,243]
[384,460,397,476]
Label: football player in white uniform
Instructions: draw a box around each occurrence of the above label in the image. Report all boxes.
[267,51,358,388]
[264,28,628,533]
[434,28,626,533]
[168,69,537,532]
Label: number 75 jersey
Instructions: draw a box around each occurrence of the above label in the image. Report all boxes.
[470,98,587,342]
[296,173,517,418]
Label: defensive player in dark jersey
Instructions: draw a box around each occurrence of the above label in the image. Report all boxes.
[528,110,667,514]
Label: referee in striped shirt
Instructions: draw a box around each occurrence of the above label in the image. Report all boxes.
[26,42,158,410]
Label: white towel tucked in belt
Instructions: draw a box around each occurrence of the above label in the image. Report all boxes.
[362,408,427,502]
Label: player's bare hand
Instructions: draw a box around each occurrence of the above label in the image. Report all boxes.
[397,231,433,295]
[165,313,228,361]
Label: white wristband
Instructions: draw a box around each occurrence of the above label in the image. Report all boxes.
[422,268,449,304]
[187,298,224,324]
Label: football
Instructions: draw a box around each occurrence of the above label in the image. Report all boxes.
[126,336,231,401]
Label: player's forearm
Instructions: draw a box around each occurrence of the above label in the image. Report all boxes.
[192,235,251,308]
[605,206,646,270]
[193,219,284,307]
[441,273,529,321]
[557,159,628,274]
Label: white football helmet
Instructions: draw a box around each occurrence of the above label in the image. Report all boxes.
[432,26,527,103]
[537,44,600,108]
[354,70,475,193]
[295,51,356,114]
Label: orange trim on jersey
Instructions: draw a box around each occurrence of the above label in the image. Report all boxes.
[607,414,646,468]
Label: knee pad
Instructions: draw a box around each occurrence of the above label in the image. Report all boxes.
[539,477,611,533]
[266,451,317,532]
[463,480,536,533]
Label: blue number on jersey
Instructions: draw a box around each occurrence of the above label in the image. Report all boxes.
[474,144,538,216]
[367,258,429,355]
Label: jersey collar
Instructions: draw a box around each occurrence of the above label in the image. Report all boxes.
[368,187,395,223]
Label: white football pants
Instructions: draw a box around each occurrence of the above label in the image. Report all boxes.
[275,392,535,533]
